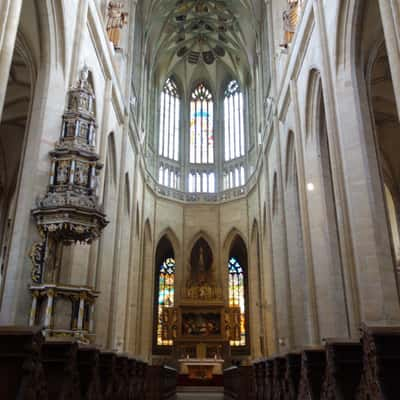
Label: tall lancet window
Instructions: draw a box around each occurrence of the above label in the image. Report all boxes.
[157,257,176,346]
[190,83,214,164]
[224,80,244,161]
[159,78,180,161]
[228,257,246,346]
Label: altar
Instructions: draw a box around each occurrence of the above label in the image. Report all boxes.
[178,358,224,380]
[157,240,242,381]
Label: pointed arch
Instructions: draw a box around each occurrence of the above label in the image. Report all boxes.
[250,218,264,356]
[251,219,259,242]
[224,79,245,161]
[227,234,249,350]
[106,132,117,186]
[135,203,140,237]
[153,234,176,351]
[335,0,363,74]
[305,68,322,141]
[158,76,181,161]
[85,69,97,118]
[271,171,278,216]
[222,227,247,252]
[187,230,216,260]
[124,173,131,216]
[263,203,267,237]
[143,218,152,243]
[156,227,180,256]
[189,81,214,164]
[189,237,213,281]
[285,131,296,186]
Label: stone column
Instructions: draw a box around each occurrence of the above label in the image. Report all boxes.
[89,302,95,333]
[44,289,55,329]
[29,291,39,327]
[77,293,86,330]
[0,0,23,119]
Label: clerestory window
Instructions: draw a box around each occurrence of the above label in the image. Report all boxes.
[190,83,214,164]
[159,78,180,161]
[156,78,247,195]
[224,80,244,161]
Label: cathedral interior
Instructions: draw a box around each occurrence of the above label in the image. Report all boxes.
[1,0,400,399]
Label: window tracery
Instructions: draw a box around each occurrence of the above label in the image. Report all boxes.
[189,170,215,193]
[224,165,245,190]
[159,164,180,190]
[157,257,176,346]
[156,77,248,196]
[190,83,214,164]
[228,256,246,346]
[159,78,180,161]
[224,80,245,161]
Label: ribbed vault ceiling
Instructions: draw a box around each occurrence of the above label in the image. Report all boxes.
[142,0,260,84]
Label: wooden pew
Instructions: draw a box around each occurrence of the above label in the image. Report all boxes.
[282,352,301,400]
[0,327,47,400]
[272,357,286,400]
[127,357,137,400]
[137,361,147,399]
[145,365,177,400]
[297,347,326,400]
[320,340,362,400]
[77,345,102,400]
[224,365,256,400]
[357,324,400,399]
[41,342,81,400]
[264,359,274,400]
[99,351,118,400]
[253,361,265,400]
[115,354,129,400]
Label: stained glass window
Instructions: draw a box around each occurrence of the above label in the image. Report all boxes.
[228,257,246,346]
[224,80,245,161]
[159,78,180,161]
[190,83,214,164]
[157,257,176,346]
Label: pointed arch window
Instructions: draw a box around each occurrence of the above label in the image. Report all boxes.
[157,257,176,346]
[159,78,180,161]
[228,256,246,346]
[190,83,214,164]
[224,80,245,161]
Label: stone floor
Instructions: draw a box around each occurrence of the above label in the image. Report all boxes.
[176,393,224,400]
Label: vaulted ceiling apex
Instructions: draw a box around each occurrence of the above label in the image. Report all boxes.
[144,0,258,80]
